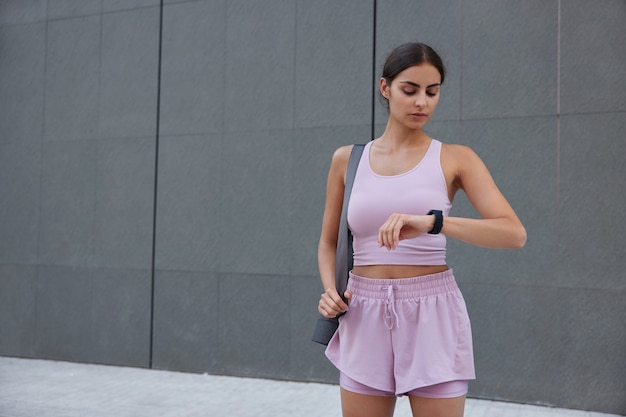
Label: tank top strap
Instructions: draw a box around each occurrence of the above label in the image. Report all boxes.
[422,139,442,167]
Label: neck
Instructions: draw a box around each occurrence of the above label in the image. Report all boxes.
[377,120,430,148]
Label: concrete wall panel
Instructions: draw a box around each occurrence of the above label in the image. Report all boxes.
[159,0,226,136]
[44,16,100,142]
[295,0,373,128]
[461,0,558,119]
[99,7,160,138]
[152,270,220,373]
[560,0,626,114]
[219,129,292,275]
[47,0,101,19]
[38,141,97,266]
[0,0,46,26]
[94,138,156,270]
[103,0,160,13]
[224,0,295,132]
[0,143,41,264]
[0,23,45,145]
[558,112,626,289]
[0,265,38,357]
[219,272,291,379]
[35,266,151,367]
[155,134,223,272]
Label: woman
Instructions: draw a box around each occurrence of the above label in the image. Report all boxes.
[317,42,526,417]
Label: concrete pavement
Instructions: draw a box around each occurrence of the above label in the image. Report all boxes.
[0,357,622,417]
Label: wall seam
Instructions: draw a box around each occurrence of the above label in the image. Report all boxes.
[148,0,165,369]
[92,2,103,283]
[216,0,229,371]
[288,0,298,375]
[460,0,465,124]
[33,2,50,358]
[371,0,377,140]
[86,3,104,353]
[556,0,561,209]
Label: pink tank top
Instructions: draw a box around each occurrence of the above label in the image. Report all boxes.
[347,139,452,266]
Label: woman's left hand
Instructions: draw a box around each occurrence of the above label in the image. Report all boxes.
[378,213,433,250]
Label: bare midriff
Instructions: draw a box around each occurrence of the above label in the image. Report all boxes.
[351,264,449,280]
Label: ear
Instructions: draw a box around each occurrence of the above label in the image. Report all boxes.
[379,77,390,99]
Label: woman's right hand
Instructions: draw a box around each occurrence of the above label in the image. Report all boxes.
[318,287,352,318]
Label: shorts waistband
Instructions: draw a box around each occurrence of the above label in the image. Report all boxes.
[348,269,458,300]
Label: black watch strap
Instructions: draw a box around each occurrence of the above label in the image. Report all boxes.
[427,210,443,234]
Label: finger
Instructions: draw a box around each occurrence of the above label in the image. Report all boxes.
[379,218,400,250]
[326,288,349,311]
[378,221,393,249]
[390,215,408,247]
[318,303,335,318]
[321,288,348,315]
[378,227,388,249]
[318,295,336,318]
[391,216,406,247]
[319,302,342,318]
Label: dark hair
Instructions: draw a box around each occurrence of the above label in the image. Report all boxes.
[380,42,446,107]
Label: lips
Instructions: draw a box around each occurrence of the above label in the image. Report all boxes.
[410,112,427,118]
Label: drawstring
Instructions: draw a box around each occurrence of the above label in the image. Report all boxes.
[383,285,400,330]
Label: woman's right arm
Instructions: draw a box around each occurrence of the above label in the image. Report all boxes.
[317,145,353,318]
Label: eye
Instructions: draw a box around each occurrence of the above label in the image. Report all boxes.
[426,88,439,97]
[402,89,416,96]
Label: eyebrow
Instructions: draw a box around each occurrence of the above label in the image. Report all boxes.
[400,81,441,89]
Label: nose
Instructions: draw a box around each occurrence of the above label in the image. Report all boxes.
[414,91,426,107]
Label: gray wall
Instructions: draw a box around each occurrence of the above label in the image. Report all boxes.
[0,0,624,414]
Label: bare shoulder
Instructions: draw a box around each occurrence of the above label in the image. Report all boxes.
[441,143,486,171]
[331,144,355,162]
[330,144,355,170]
[441,143,479,160]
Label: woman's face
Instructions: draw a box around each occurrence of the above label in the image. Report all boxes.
[381,63,442,129]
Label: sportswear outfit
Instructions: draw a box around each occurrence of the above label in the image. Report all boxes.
[325,139,476,397]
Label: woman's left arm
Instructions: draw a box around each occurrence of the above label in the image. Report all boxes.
[442,144,527,249]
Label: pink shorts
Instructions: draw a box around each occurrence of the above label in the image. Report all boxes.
[325,269,475,397]
[340,373,469,398]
